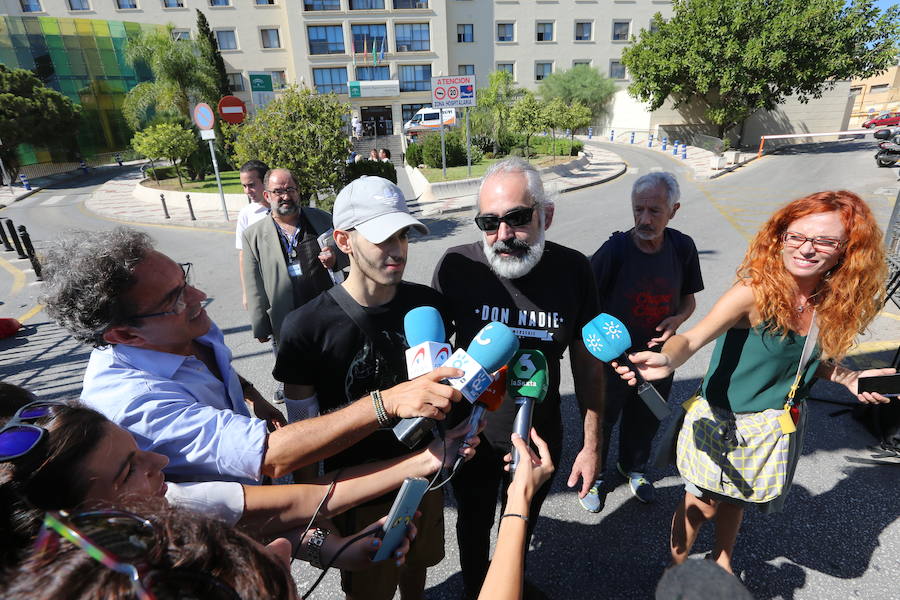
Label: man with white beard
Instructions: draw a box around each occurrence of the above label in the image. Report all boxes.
[432,157,604,599]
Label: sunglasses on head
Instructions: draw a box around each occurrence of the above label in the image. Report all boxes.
[0,399,67,462]
[474,206,535,232]
[36,510,242,600]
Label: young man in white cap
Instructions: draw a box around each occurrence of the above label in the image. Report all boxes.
[273,176,455,600]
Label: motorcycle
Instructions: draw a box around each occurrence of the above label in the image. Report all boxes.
[874,127,900,168]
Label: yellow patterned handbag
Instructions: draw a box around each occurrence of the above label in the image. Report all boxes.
[675,316,818,503]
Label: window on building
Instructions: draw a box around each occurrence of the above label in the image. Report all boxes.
[395,23,429,51]
[304,0,339,8]
[457,24,473,43]
[255,0,275,4]
[260,28,281,48]
[496,23,514,42]
[649,19,660,34]
[870,83,890,93]
[394,0,426,8]
[497,62,514,76]
[270,70,287,89]
[399,64,431,91]
[163,0,184,7]
[612,20,630,41]
[20,0,42,11]
[575,21,592,41]
[67,0,89,9]
[350,0,384,8]
[402,103,431,122]
[351,24,387,54]
[535,61,552,80]
[308,25,345,54]
[209,0,230,6]
[458,64,475,75]
[536,22,553,42]
[609,60,626,79]
[171,29,191,40]
[227,72,244,91]
[215,30,237,50]
[313,67,348,94]
[357,66,390,80]
[849,86,862,96]
[116,0,137,8]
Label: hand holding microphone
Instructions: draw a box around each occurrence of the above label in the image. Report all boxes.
[582,313,672,420]
[507,350,549,475]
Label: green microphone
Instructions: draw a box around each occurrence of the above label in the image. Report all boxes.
[508,349,549,474]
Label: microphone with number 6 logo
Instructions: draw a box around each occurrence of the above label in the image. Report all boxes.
[508,349,549,475]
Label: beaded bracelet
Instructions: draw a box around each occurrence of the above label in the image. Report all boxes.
[372,390,392,428]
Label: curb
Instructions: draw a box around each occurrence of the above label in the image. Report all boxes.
[707,154,761,179]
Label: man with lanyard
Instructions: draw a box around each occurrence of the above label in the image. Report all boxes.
[583,171,703,513]
[273,176,456,600]
[236,160,270,310]
[432,157,604,599]
[242,168,345,417]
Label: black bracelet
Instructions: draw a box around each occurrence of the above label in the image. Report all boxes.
[500,513,528,523]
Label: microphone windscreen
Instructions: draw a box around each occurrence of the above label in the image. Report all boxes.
[465,321,520,373]
[479,365,507,411]
[404,306,446,346]
[508,350,549,403]
[581,313,633,361]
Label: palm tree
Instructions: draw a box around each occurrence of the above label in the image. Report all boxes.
[122,28,218,131]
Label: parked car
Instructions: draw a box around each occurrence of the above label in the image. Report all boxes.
[863,111,900,129]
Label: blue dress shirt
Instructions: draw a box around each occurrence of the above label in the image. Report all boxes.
[80,322,267,484]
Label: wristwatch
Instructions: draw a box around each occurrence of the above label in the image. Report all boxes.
[306,528,330,569]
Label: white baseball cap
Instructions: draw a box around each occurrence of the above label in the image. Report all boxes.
[333,176,428,243]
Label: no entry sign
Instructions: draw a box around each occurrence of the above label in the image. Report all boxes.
[218,95,247,124]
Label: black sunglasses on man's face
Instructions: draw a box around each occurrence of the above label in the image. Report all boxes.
[474,206,535,232]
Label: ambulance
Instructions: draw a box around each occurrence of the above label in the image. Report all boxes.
[402,108,457,134]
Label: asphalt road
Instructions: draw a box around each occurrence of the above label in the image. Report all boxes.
[1,139,899,599]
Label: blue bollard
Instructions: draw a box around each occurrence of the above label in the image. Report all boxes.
[648,134,654,148]
[681,143,688,159]
[610,129,615,141]
[672,141,679,156]
[630,131,635,144]
[80,160,88,175]
[662,137,668,151]
[19,173,31,191]
[588,127,593,139]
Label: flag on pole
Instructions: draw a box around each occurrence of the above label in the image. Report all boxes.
[380,36,386,64]
[373,37,378,66]
[363,34,368,63]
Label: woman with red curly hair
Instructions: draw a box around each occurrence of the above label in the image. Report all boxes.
[617,190,893,574]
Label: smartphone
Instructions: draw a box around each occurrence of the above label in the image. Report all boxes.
[317,230,344,284]
[372,477,429,562]
[858,373,900,397]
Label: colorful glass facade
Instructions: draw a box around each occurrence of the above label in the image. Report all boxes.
[0,16,160,164]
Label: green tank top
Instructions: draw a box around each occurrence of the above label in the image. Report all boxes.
[701,323,821,413]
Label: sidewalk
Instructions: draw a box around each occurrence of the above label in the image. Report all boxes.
[0,161,145,206]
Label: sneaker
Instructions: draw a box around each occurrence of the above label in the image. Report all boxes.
[579,479,607,513]
[618,464,654,503]
[272,389,285,404]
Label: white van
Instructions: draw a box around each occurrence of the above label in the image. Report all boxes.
[403,107,457,134]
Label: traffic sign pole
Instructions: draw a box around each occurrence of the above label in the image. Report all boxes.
[208,138,229,222]
[440,119,447,178]
[466,107,471,177]
[193,103,229,221]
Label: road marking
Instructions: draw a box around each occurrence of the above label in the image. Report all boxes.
[847,339,900,358]
[17,303,43,324]
[0,255,26,295]
[41,195,67,206]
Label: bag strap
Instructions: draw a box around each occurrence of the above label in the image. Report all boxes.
[787,309,820,405]
[327,285,386,349]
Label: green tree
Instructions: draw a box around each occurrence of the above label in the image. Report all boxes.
[131,123,198,189]
[539,64,616,122]
[558,102,593,143]
[122,27,218,130]
[471,70,525,154]
[230,86,349,202]
[542,97,569,157]
[622,0,900,137]
[196,10,231,100]
[0,65,80,180]
[509,92,550,158]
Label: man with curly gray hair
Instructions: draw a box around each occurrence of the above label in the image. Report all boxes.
[41,226,464,485]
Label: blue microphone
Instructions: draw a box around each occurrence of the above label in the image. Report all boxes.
[582,313,672,420]
[403,307,453,379]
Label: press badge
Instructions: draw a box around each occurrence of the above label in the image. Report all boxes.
[288,263,302,278]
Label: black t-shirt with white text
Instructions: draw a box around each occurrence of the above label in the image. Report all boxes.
[273,281,450,472]
[432,241,600,449]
